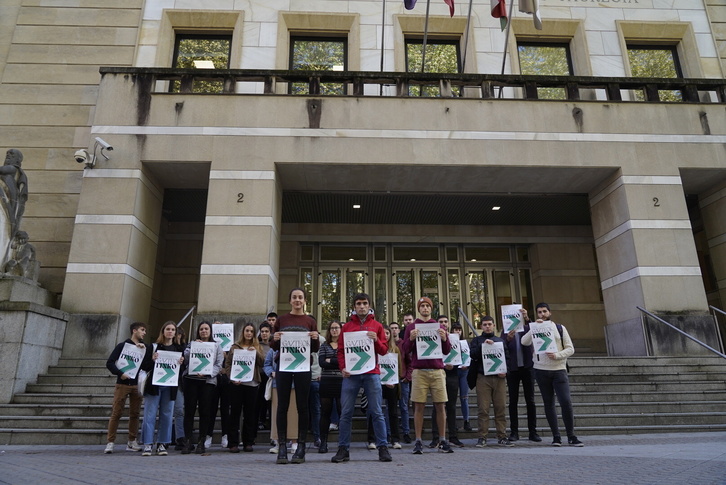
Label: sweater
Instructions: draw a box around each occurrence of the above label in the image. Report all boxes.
[401,319,451,370]
[520,320,574,372]
[106,338,152,385]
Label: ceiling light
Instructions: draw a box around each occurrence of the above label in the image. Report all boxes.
[492,206,501,211]
[193,60,215,69]
[353,204,361,209]
[410,258,416,262]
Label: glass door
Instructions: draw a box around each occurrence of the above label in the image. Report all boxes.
[318,267,367,324]
[392,268,442,322]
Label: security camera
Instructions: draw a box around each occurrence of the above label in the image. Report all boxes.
[94,137,113,151]
[74,149,90,164]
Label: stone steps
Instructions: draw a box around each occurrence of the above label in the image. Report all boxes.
[1,356,725,445]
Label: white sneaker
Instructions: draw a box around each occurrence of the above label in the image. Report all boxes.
[126,440,141,452]
[221,434,228,448]
[142,445,153,456]
[104,442,114,454]
[204,435,212,449]
[367,442,376,450]
[157,443,168,456]
[392,442,402,449]
[329,423,338,431]
[269,444,278,454]
[290,443,298,454]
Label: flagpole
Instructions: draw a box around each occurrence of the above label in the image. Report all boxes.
[498,0,517,98]
[461,0,474,72]
[421,0,432,73]
[380,0,386,94]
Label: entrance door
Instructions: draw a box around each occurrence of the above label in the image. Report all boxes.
[464,268,518,332]
[318,267,367,324]
[392,268,442,322]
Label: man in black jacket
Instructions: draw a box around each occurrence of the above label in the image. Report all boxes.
[470,316,513,448]
[104,321,152,454]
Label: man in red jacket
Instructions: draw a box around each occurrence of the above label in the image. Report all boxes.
[331,293,392,463]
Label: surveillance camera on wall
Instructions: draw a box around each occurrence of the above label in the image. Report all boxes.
[94,137,113,151]
[74,149,90,164]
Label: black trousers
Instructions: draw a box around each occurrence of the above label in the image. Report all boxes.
[227,383,259,447]
[506,367,537,435]
[275,371,311,442]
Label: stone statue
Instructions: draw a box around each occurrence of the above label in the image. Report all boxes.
[4,230,37,280]
[0,149,33,278]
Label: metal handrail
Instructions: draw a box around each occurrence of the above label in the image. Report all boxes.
[710,305,726,317]
[637,306,726,359]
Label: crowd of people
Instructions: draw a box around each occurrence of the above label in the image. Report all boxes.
[103,289,584,461]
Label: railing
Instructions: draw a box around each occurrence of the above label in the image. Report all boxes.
[637,306,726,359]
[100,67,726,103]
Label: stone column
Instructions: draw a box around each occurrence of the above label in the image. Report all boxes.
[60,167,162,357]
[196,168,281,321]
[590,173,714,356]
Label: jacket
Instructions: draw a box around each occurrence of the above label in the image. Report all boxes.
[337,312,388,375]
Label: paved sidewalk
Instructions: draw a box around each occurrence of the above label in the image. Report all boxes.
[1,432,725,485]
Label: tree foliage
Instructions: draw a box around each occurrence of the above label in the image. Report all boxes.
[291,39,346,95]
[172,37,231,93]
[406,42,460,97]
[628,47,681,102]
[518,44,571,100]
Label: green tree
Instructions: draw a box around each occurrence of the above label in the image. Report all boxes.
[518,44,571,100]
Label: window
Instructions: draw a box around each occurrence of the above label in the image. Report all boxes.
[405,39,460,97]
[290,36,347,95]
[627,45,682,102]
[171,34,231,93]
[517,42,573,100]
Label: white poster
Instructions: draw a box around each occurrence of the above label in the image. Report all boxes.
[460,339,471,368]
[415,322,443,360]
[379,352,399,385]
[482,341,507,376]
[212,323,234,352]
[279,332,311,372]
[530,322,558,354]
[502,304,524,333]
[189,341,216,375]
[443,333,462,366]
[344,330,376,375]
[151,350,182,387]
[231,348,257,383]
[115,342,146,379]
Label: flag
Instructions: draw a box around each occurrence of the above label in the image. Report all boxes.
[491,0,507,31]
[443,0,455,17]
[519,0,543,30]
[404,0,417,9]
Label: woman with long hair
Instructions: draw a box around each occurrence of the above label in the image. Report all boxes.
[317,320,342,453]
[367,324,405,449]
[224,323,265,452]
[269,287,320,464]
[181,321,224,454]
[141,321,184,456]
[172,326,187,450]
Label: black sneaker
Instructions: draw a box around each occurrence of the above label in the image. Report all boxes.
[475,438,486,448]
[552,437,562,447]
[412,440,423,454]
[529,432,542,442]
[331,446,350,463]
[508,432,519,441]
[378,445,392,462]
[568,436,584,447]
[438,439,454,453]
[498,437,515,447]
[427,438,439,449]
[403,434,412,444]
[449,437,465,448]
[463,421,473,432]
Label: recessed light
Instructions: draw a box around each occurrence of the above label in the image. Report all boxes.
[492,206,501,211]
[349,258,354,261]
[353,204,361,209]
[471,259,477,262]
[410,258,416,262]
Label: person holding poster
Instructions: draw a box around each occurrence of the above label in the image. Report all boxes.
[141,321,184,456]
[224,323,266,452]
[430,315,464,448]
[393,314,414,444]
[366,324,405,451]
[256,321,272,432]
[501,308,541,443]
[181,321,224,454]
[270,287,320,464]
[401,297,453,455]
[469,316,513,448]
[104,321,152,454]
[452,322,473,433]
[331,293,392,463]
[318,320,342,454]
[520,303,583,447]
[172,326,188,450]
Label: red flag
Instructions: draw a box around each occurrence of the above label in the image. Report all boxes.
[443,0,455,16]
[491,0,508,30]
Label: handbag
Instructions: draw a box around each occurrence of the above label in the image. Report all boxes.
[137,369,149,395]
[264,376,273,401]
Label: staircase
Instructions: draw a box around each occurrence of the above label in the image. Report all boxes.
[0,356,725,444]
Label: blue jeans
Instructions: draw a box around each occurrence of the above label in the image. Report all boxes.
[173,390,184,439]
[142,387,174,445]
[339,373,386,449]
[457,368,470,421]
[534,369,575,439]
[309,380,321,441]
[398,380,410,434]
